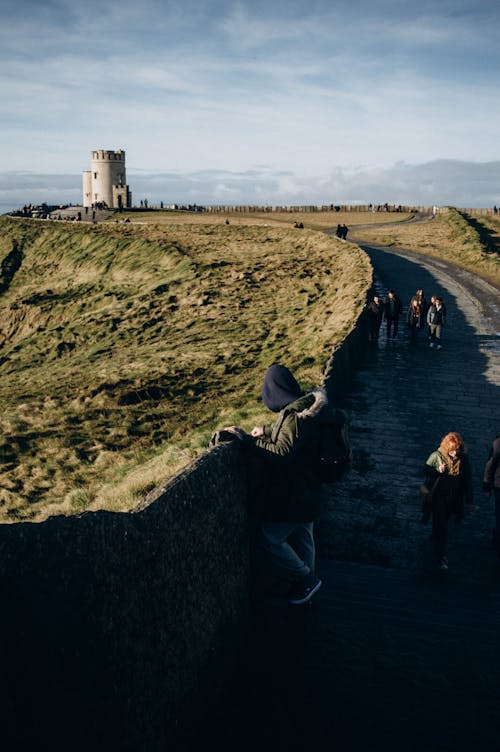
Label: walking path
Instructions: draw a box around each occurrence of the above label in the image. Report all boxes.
[200,233,500,752]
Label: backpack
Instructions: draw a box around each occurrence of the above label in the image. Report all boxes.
[315,406,352,483]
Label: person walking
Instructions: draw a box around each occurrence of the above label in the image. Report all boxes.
[427,296,446,349]
[383,290,403,338]
[423,431,473,571]
[223,364,325,605]
[426,294,436,339]
[483,435,500,559]
[412,289,428,321]
[406,298,423,344]
[366,294,384,342]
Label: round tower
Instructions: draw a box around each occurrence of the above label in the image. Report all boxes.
[90,149,127,208]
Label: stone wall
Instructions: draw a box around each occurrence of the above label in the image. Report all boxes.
[0,273,372,751]
[0,443,249,751]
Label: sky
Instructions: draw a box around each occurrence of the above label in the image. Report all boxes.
[1,0,500,211]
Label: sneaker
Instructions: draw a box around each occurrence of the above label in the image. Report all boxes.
[429,342,434,348]
[439,557,449,571]
[437,344,442,350]
[288,572,322,605]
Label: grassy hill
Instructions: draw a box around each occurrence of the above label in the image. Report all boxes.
[352,209,500,289]
[0,215,372,522]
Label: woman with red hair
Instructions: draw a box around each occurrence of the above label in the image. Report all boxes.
[423,432,474,571]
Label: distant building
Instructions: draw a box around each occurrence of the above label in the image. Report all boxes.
[82,149,132,209]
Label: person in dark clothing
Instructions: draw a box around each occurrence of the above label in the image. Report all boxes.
[423,432,473,571]
[410,289,428,322]
[383,290,403,338]
[366,294,384,341]
[224,364,325,604]
[483,435,500,558]
[406,298,423,343]
[427,296,446,349]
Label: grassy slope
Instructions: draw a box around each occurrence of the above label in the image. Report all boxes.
[352,209,500,289]
[0,216,372,522]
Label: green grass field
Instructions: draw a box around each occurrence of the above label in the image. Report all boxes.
[0,215,372,522]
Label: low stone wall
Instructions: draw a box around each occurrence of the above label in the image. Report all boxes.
[0,443,249,751]
[0,273,372,751]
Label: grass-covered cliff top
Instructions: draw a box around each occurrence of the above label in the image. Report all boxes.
[353,209,500,289]
[0,214,372,522]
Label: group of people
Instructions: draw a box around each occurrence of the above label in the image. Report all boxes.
[366,288,447,349]
[217,362,499,602]
[406,289,447,347]
[365,289,403,341]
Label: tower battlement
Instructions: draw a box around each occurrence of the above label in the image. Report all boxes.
[92,149,126,163]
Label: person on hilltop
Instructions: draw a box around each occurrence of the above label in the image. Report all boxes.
[483,434,500,559]
[383,290,403,338]
[422,431,473,572]
[222,364,325,605]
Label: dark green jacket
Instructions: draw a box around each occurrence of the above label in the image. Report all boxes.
[242,389,327,522]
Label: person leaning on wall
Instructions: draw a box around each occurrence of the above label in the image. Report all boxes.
[222,364,325,606]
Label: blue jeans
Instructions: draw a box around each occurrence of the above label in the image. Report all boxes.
[257,521,315,587]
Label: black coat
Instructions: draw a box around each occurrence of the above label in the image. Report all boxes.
[424,451,473,520]
[483,436,500,492]
[383,295,402,320]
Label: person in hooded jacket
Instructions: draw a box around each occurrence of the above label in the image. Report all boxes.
[224,364,324,605]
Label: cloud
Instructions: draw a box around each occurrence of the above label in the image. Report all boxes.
[1,160,499,214]
[1,0,500,186]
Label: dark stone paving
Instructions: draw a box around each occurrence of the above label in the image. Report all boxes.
[197,242,500,752]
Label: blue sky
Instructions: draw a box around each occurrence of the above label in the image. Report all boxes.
[1,0,500,209]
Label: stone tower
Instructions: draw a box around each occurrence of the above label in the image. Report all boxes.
[82,149,132,209]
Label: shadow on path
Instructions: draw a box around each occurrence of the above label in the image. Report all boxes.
[199,243,500,752]
[459,211,500,256]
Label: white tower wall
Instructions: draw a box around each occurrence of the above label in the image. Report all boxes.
[90,150,127,208]
[82,171,92,208]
